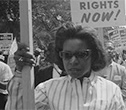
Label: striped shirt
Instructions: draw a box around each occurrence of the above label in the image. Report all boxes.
[5,71,125,110]
[96,61,126,104]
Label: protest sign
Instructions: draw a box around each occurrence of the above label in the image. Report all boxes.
[7,38,18,74]
[108,27,126,52]
[119,28,126,50]
[0,33,13,51]
[108,29,122,52]
[70,0,125,27]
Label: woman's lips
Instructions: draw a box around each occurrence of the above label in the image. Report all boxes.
[69,68,80,72]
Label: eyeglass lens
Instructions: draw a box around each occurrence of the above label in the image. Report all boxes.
[59,50,90,60]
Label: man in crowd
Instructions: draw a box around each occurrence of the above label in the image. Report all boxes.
[121,50,126,68]
[0,54,13,110]
[97,40,126,104]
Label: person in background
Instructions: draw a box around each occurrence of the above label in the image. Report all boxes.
[35,41,66,87]
[3,51,9,64]
[113,51,122,64]
[0,50,9,64]
[5,22,125,110]
[0,54,5,63]
[121,50,126,68]
[0,56,13,110]
[97,40,126,104]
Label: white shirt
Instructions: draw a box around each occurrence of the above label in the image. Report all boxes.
[53,64,62,78]
[0,61,13,94]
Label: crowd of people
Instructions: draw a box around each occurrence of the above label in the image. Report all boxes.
[2,22,126,110]
[0,22,126,110]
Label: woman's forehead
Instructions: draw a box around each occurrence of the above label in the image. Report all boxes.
[63,39,88,51]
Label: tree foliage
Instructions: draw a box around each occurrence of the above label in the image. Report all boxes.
[32,0,71,49]
[0,0,71,47]
[0,0,71,65]
[0,0,20,40]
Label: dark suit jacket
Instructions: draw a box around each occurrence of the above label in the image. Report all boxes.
[34,65,53,87]
[34,65,66,87]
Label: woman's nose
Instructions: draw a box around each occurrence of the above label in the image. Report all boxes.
[69,56,79,64]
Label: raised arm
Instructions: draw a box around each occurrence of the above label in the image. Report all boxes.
[5,43,35,110]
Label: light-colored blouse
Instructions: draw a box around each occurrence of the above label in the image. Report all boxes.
[5,71,125,110]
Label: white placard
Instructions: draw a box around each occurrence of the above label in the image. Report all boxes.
[70,0,126,27]
[108,29,122,52]
[119,28,126,50]
[0,33,13,51]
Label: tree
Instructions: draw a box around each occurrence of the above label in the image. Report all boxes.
[0,0,71,64]
[0,0,20,40]
[32,0,71,66]
[0,0,71,44]
[32,0,71,49]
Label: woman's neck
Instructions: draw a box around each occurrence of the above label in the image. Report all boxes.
[78,70,91,85]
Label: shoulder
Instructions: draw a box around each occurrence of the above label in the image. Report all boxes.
[113,61,126,70]
[0,61,7,65]
[97,76,122,94]
[39,76,67,85]
[97,76,120,90]
[0,61,11,69]
[113,61,123,67]
[36,76,68,90]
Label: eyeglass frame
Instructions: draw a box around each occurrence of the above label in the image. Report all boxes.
[59,49,91,60]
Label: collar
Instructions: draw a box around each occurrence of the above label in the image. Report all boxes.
[68,71,97,85]
[106,60,114,68]
[53,63,62,74]
[109,60,115,67]
[111,60,114,66]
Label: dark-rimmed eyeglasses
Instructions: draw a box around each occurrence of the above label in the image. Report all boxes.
[59,49,91,60]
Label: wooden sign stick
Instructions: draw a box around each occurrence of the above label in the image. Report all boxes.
[19,0,35,109]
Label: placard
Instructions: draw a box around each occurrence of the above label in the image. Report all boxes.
[70,0,126,27]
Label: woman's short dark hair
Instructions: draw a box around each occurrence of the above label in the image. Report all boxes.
[55,22,106,72]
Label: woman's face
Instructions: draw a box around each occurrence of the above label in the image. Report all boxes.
[61,39,92,79]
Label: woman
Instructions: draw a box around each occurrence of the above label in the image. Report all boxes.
[5,22,125,110]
